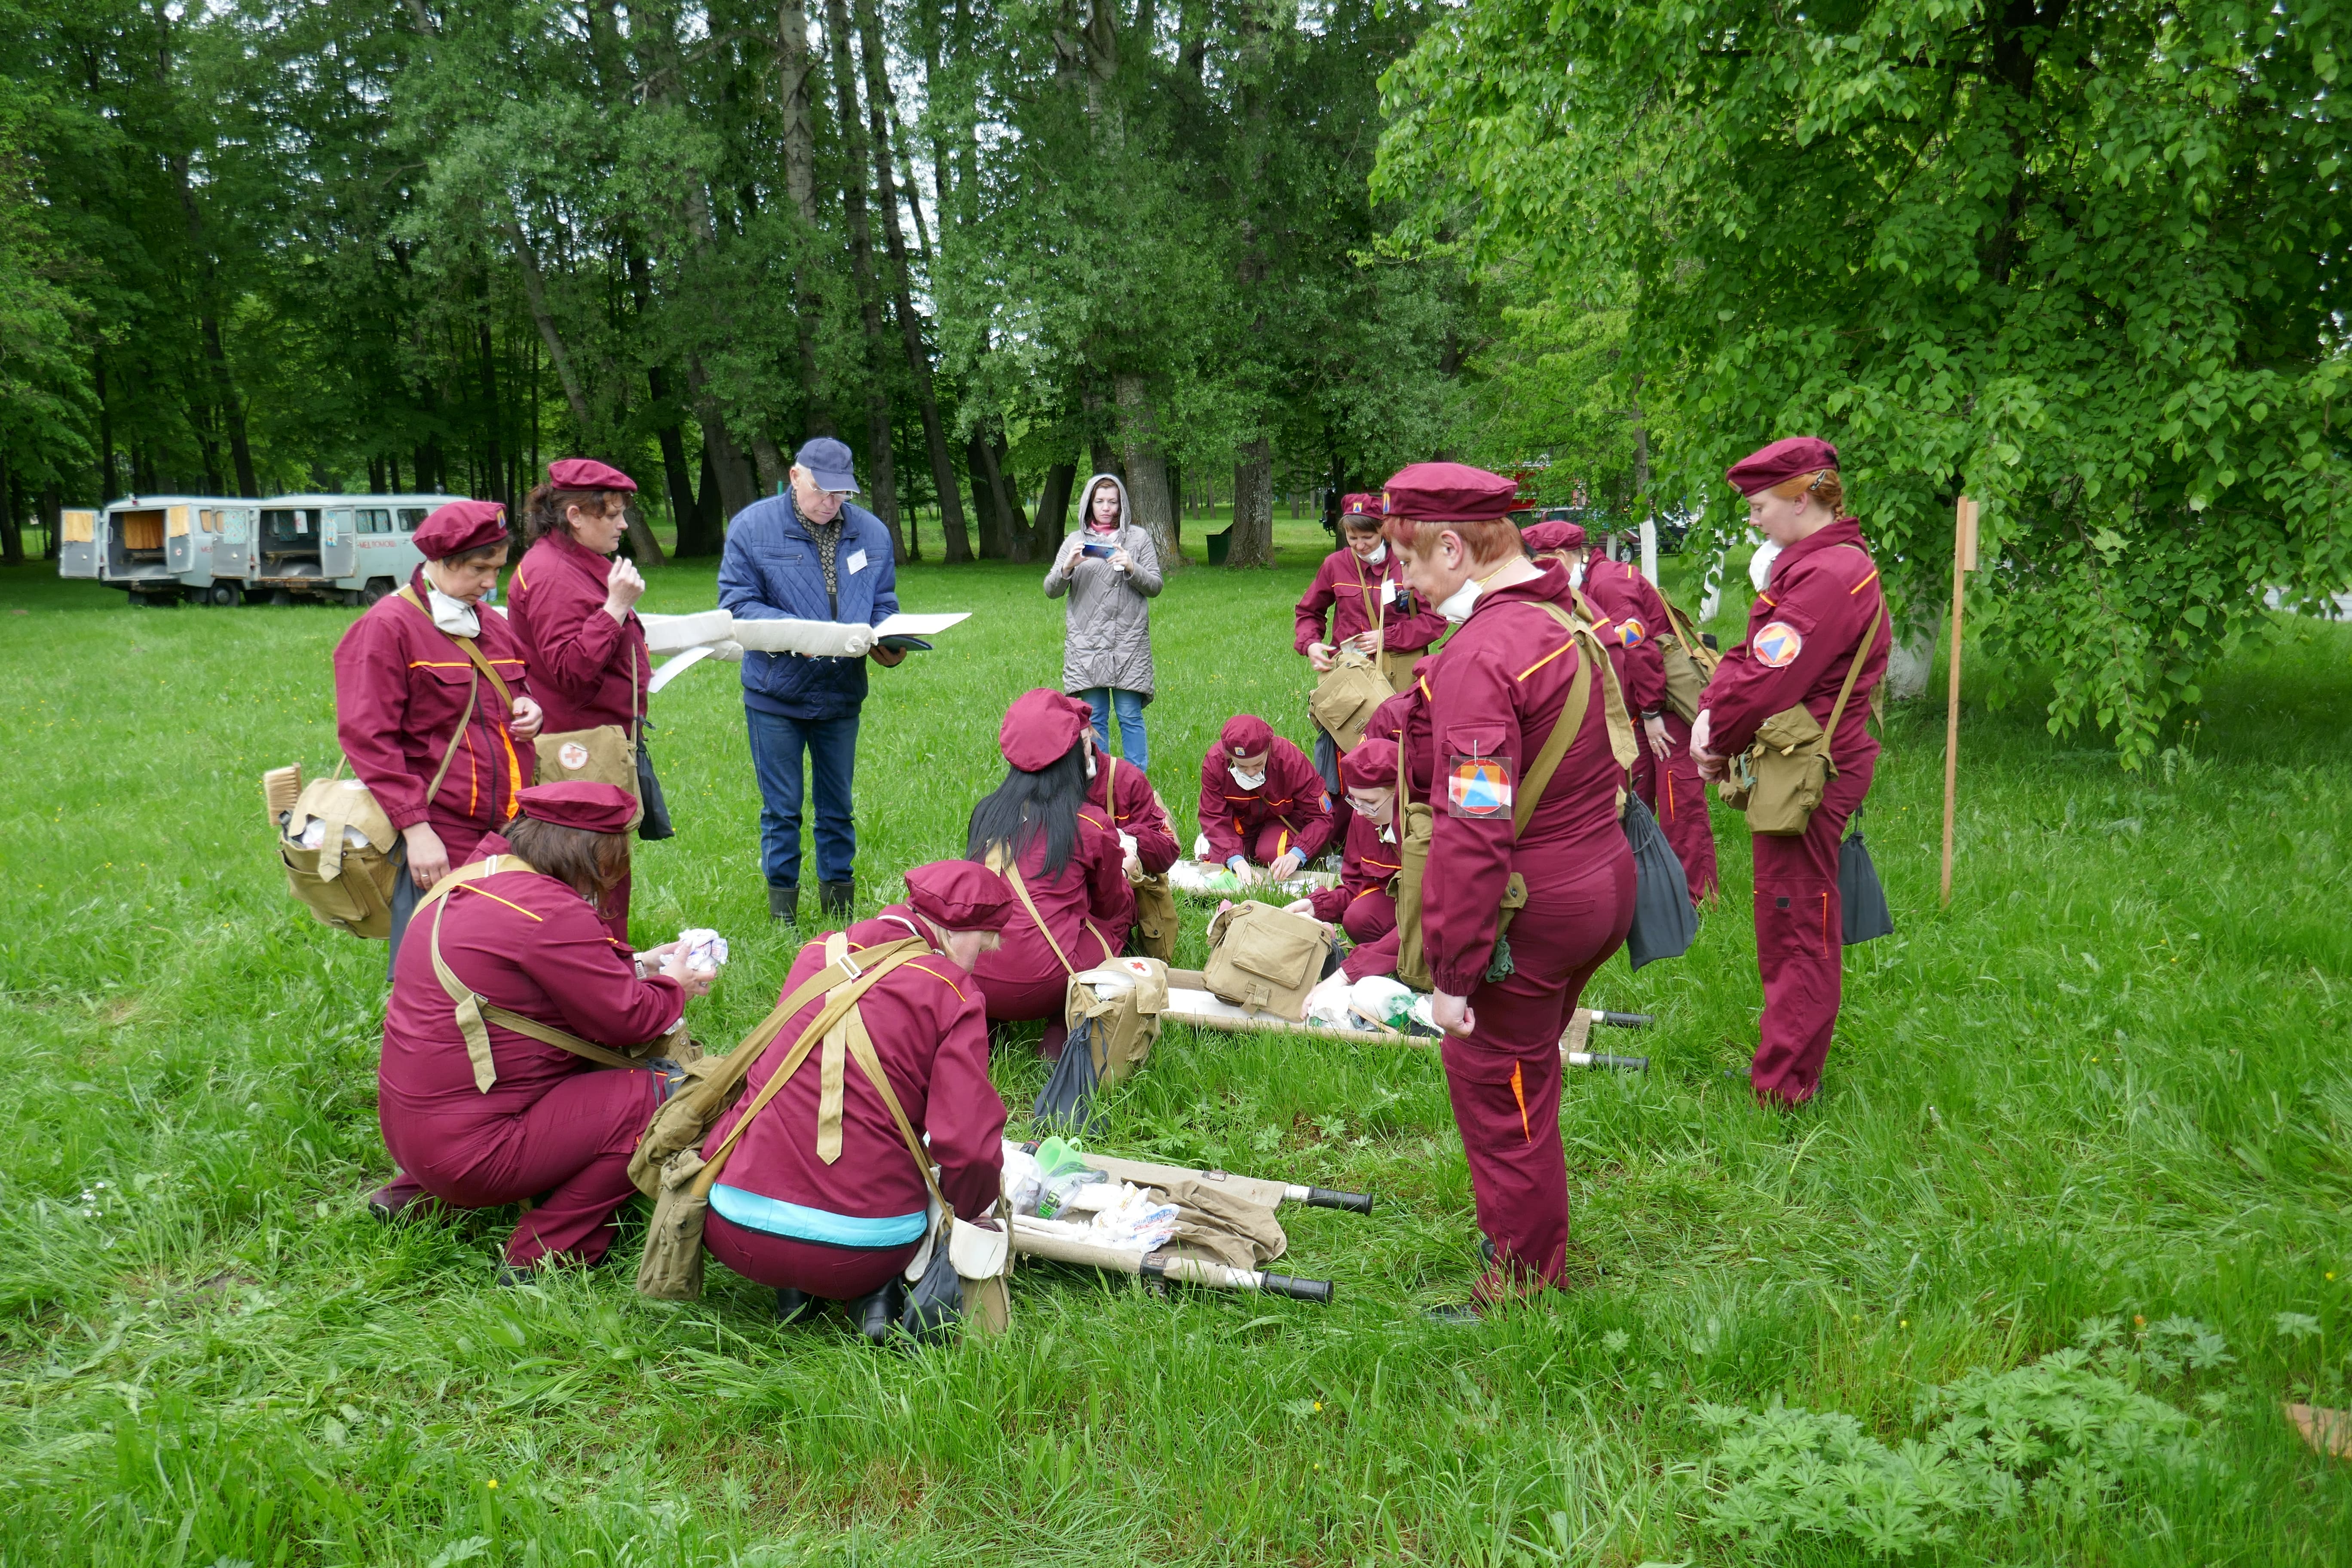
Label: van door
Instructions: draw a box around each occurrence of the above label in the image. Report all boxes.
[59,509,98,578]
[322,509,358,582]
[217,508,252,578]
[165,505,195,574]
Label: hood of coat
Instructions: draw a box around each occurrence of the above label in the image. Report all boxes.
[1078,472,1133,535]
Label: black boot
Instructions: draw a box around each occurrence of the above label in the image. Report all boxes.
[774,1287,821,1327]
[818,879,855,921]
[768,883,799,923]
[849,1280,901,1345]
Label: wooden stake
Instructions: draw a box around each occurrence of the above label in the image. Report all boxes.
[1940,496,1979,905]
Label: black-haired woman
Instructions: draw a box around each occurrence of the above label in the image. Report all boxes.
[966,689,1135,1056]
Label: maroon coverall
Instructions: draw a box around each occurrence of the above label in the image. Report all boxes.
[1586,556,1719,902]
[968,804,1135,1054]
[333,577,532,864]
[377,864,680,1268]
[1086,755,1181,875]
[1196,735,1334,865]
[1308,809,1404,981]
[701,911,1006,1301]
[507,531,650,941]
[1698,519,1888,1106]
[1416,562,1635,1298]
[1295,544,1445,842]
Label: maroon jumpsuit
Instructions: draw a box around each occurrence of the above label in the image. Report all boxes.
[507,531,649,940]
[1292,543,1446,661]
[333,579,532,866]
[1085,757,1181,875]
[1196,737,1334,866]
[1586,556,1719,902]
[1416,563,1635,1296]
[701,911,1005,1300]
[1308,810,1404,981]
[377,864,680,1268]
[968,806,1135,1052]
[1699,519,1888,1106]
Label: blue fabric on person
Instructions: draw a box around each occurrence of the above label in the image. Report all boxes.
[708,1184,928,1248]
[747,708,861,888]
[718,492,898,722]
[1082,686,1149,772]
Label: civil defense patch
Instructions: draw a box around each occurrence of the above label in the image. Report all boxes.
[1754,621,1804,668]
[1447,755,1514,818]
[1617,616,1648,648]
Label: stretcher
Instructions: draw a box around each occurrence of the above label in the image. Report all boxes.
[1154,969,1652,1069]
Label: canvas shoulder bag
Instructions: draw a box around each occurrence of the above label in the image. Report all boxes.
[1728,603,1882,836]
[1203,900,1333,1018]
[1654,588,1721,724]
[1307,557,1401,750]
[1104,756,1180,960]
[1063,956,1170,1088]
[275,763,405,940]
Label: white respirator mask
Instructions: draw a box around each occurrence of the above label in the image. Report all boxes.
[1230,767,1267,791]
[1749,540,1783,593]
[1434,578,1482,624]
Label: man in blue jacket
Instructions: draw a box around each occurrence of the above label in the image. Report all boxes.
[719,436,906,923]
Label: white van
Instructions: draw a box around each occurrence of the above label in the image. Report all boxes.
[56,496,258,603]
[62,491,474,604]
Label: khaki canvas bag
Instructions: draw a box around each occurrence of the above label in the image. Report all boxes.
[633,938,929,1301]
[1654,588,1721,724]
[1309,646,1391,753]
[1063,957,1171,1087]
[1723,607,1881,836]
[1202,900,1332,1018]
[276,768,404,939]
[1102,756,1180,960]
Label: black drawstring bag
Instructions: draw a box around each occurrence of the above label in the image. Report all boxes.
[1031,1016,1106,1136]
[900,1242,962,1345]
[635,716,674,842]
[1622,795,1698,970]
[1839,824,1894,946]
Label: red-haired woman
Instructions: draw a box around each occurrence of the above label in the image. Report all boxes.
[1384,462,1636,1317]
[507,459,651,940]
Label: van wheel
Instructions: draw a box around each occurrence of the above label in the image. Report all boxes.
[208,581,244,607]
[361,577,394,606]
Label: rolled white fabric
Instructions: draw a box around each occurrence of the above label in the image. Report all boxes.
[640,608,735,653]
[728,617,876,658]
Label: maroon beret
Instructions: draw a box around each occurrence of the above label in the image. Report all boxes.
[1339,491,1384,519]
[1219,714,1275,759]
[1382,462,1519,523]
[517,781,637,834]
[548,457,638,494]
[1519,520,1587,554]
[411,500,508,561]
[1725,437,1838,498]
[1000,688,1092,773]
[1339,736,1400,791]
[906,860,1018,932]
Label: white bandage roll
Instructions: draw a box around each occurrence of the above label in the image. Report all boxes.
[728,617,876,658]
[639,608,736,653]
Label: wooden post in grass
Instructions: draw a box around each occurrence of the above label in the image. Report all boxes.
[1940,496,1980,905]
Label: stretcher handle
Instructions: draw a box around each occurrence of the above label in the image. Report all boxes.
[1565,1051,1650,1072]
[1258,1272,1335,1303]
[1297,1185,1373,1215]
[1590,1009,1654,1029]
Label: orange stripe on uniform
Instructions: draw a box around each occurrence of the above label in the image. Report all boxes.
[906,960,968,1001]
[452,883,545,921]
[1510,1060,1530,1143]
[1516,637,1576,683]
[1848,569,1880,594]
[499,729,522,818]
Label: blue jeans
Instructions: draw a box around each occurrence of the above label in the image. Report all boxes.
[1081,687,1149,773]
[745,707,861,888]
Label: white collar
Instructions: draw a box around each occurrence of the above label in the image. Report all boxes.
[878,912,943,954]
[425,585,480,638]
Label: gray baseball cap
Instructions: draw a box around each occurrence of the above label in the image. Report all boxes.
[795,436,859,493]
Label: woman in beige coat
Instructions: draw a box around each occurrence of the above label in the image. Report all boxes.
[1044,473,1164,770]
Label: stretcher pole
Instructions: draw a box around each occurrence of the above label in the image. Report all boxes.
[1941,496,1978,906]
[1033,1148,1373,1214]
[1009,1218,1335,1302]
[1558,1008,1651,1071]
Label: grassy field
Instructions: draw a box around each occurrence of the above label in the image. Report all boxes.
[0,514,2347,1566]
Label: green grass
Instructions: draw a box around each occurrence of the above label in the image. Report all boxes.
[0,527,2347,1566]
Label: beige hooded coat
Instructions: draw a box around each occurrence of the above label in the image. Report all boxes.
[1044,472,1163,699]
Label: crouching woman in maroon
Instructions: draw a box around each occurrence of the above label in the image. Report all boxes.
[373,782,713,1280]
[1286,735,1407,981]
[700,861,1014,1342]
[1386,462,1637,1317]
[968,689,1135,1056]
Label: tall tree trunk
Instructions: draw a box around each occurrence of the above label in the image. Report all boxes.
[966,431,1006,557]
[95,352,116,501]
[624,243,710,552]
[1112,372,1180,569]
[974,425,1029,563]
[1034,460,1075,557]
[821,0,906,561]
[476,310,505,507]
[688,359,757,526]
[1229,438,1275,567]
[0,458,21,566]
[858,0,969,567]
[173,164,259,495]
[775,0,829,434]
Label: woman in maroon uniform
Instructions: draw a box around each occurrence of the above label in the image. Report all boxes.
[1286,735,1407,981]
[967,689,1136,1056]
[1385,462,1636,1315]
[1195,715,1334,878]
[507,458,649,940]
[1691,438,1888,1106]
[371,783,713,1277]
[1084,741,1180,878]
[333,499,543,964]
[700,860,1014,1341]
[1295,493,1448,826]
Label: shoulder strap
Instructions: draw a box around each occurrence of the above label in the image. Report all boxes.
[1514,604,1639,838]
[1819,597,1885,751]
[1655,587,1721,676]
[398,586,517,709]
[988,843,1076,976]
[842,1008,952,1216]
[1102,753,1116,823]
[815,931,853,1163]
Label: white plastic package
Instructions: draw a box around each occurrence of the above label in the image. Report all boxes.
[1348,975,1418,1031]
[1000,1142,1046,1217]
[674,928,730,974]
[294,818,372,851]
[1302,970,1354,1026]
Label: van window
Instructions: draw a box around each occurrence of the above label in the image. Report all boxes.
[356,508,392,535]
[260,509,319,543]
[398,509,427,532]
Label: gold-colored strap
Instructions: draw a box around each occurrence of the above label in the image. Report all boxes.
[816,932,851,1164]
[843,1008,952,1219]
[1512,616,1594,840]
[1819,600,1885,753]
[988,846,1076,976]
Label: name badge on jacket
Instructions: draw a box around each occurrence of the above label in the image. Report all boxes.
[846,549,868,576]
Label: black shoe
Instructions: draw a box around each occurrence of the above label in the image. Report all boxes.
[1479,1237,1497,1268]
[496,1264,533,1288]
[768,884,800,922]
[818,879,855,921]
[1423,1302,1483,1324]
[849,1281,901,1345]
[775,1287,821,1327]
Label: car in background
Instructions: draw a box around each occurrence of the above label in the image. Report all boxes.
[60,492,466,606]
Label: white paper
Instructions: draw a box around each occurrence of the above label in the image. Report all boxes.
[873,612,971,637]
[846,548,867,575]
[648,645,717,695]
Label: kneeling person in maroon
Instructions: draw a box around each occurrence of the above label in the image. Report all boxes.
[1196,714,1333,877]
[373,782,712,1276]
[699,861,1012,1323]
[1287,736,1406,980]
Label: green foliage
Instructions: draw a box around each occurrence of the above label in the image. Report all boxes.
[1378,0,2352,763]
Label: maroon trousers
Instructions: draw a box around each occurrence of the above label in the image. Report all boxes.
[380,1067,660,1267]
[1442,847,1635,1298]
[1337,888,1400,981]
[1747,755,1873,1106]
[1243,822,1313,865]
[1631,714,1718,903]
[704,1211,918,1301]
